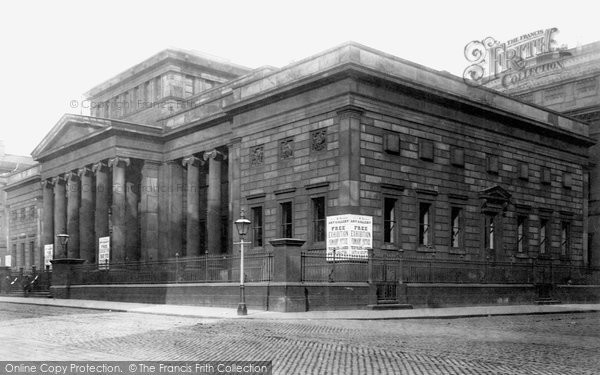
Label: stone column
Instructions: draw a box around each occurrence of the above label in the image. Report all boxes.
[93,162,109,260]
[52,175,67,258]
[109,157,130,263]
[334,107,362,215]
[158,160,183,258]
[66,171,80,259]
[228,139,241,254]
[78,167,95,263]
[41,180,54,255]
[204,150,225,254]
[125,168,139,262]
[140,161,160,261]
[183,155,202,257]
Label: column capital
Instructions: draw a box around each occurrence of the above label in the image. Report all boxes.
[108,157,131,168]
[51,175,67,186]
[41,179,55,189]
[182,155,203,168]
[65,171,79,182]
[78,166,93,177]
[203,150,227,162]
[92,161,108,174]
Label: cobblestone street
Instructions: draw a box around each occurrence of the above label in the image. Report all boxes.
[1,302,599,374]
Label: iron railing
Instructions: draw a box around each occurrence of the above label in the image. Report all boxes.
[301,249,600,285]
[2,267,51,294]
[70,252,273,285]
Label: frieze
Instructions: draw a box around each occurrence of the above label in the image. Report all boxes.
[311,129,327,152]
[280,138,294,160]
[250,146,264,166]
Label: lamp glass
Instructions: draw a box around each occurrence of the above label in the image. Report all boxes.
[235,218,251,237]
[234,210,251,237]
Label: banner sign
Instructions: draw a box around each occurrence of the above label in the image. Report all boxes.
[44,244,54,269]
[4,255,11,268]
[98,237,110,270]
[326,214,372,261]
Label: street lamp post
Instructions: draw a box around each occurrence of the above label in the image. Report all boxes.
[56,233,69,258]
[234,209,251,316]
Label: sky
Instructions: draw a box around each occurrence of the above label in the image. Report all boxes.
[0,0,597,156]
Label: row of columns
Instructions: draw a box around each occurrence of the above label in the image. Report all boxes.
[42,157,135,263]
[182,150,225,256]
[41,149,228,264]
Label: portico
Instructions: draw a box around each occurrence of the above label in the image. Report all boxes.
[34,116,233,264]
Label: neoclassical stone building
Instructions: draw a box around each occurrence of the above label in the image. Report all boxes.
[486,41,600,266]
[29,43,594,269]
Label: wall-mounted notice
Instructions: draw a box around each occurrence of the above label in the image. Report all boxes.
[44,244,53,269]
[326,214,372,261]
[98,236,110,270]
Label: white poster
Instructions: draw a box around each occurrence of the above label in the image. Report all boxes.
[326,214,372,261]
[44,244,54,269]
[4,255,11,267]
[98,236,110,269]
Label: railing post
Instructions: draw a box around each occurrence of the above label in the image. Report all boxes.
[428,259,432,282]
[175,252,180,283]
[331,248,336,283]
[204,254,208,282]
[367,248,373,284]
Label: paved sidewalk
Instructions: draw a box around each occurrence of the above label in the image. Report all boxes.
[0,295,598,320]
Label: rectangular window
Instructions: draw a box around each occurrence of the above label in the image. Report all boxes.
[561,221,570,256]
[280,202,293,238]
[154,76,162,101]
[184,76,194,98]
[484,214,496,250]
[384,198,397,244]
[19,243,25,269]
[419,202,432,246]
[451,207,462,248]
[517,216,527,253]
[312,197,326,243]
[540,219,548,254]
[11,244,17,268]
[251,207,263,247]
[144,81,150,102]
[123,91,130,114]
[29,241,35,268]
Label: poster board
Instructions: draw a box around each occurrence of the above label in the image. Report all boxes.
[44,244,54,269]
[326,214,372,261]
[98,236,110,270]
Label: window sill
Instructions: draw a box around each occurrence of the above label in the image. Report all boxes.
[449,248,466,255]
[537,254,551,260]
[382,244,401,251]
[417,245,436,253]
[514,253,530,259]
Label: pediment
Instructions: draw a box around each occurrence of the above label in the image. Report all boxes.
[479,185,511,200]
[32,114,111,158]
[479,185,511,213]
